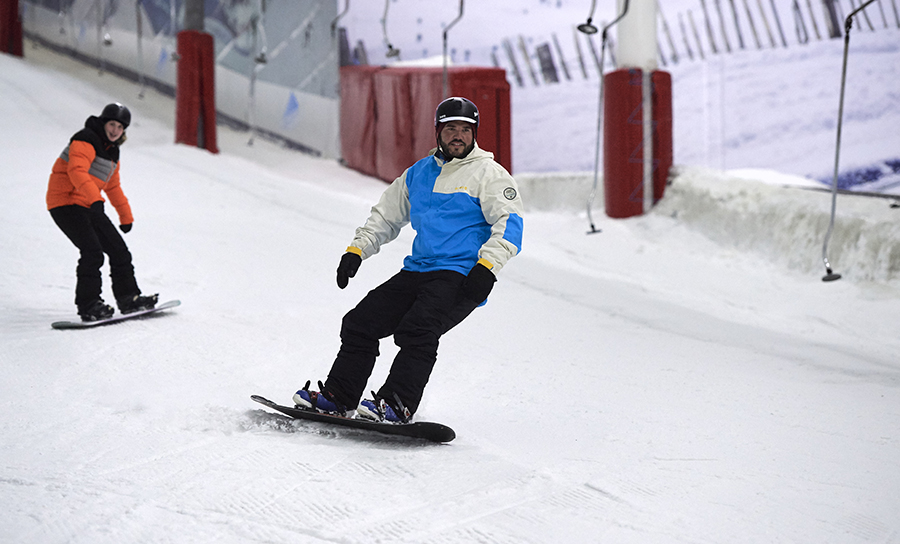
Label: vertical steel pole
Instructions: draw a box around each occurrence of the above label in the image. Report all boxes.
[136,0,145,97]
[642,69,653,215]
[821,0,878,281]
[442,0,464,99]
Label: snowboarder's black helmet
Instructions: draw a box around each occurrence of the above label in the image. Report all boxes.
[434,96,479,129]
[100,102,131,129]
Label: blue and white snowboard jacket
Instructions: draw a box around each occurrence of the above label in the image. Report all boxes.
[348,143,524,279]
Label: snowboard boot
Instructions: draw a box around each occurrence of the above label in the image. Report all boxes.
[78,299,114,322]
[358,392,412,424]
[117,293,158,314]
[293,380,354,417]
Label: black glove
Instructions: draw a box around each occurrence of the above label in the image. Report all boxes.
[120,224,132,233]
[89,201,105,215]
[461,263,496,303]
[336,252,362,289]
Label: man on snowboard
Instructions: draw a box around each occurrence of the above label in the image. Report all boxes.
[295,97,524,422]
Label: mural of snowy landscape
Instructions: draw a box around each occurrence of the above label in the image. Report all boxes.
[346,0,900,189]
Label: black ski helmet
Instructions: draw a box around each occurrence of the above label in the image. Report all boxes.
[100,102,131,129]
[434,97,479,138]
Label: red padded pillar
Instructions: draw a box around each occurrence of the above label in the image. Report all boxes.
[175,30,218,154]
[447,67,512,174]
[340,66,381,177]
[0,0,23,57]
[603,68,672,218]
[372,68,416,182]
[339,66,512,183]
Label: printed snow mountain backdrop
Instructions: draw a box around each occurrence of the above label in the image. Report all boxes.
[344,0,900,186]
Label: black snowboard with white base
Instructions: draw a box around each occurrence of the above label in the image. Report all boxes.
[51,299,181,329]
[250,394,456,443]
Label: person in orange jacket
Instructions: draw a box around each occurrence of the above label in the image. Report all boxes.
[47,103,157,321]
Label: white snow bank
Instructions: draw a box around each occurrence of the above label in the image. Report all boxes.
[658,166,900,282]
[515,166,900,282]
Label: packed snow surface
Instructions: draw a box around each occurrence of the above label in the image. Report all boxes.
[2,25,900,544]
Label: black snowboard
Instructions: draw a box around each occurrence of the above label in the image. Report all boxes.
[51,300,181,330]
[250,395,456,443]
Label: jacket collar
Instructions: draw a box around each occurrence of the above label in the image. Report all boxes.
[432,142,492,167]
[85,115,124,147]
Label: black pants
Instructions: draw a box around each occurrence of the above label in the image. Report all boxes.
[324,269,481,414]
[50,205,139,308]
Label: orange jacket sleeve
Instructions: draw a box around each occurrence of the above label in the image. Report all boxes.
[104,167,134,225]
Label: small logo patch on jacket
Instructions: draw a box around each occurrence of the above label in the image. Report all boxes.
[503,187,517,200]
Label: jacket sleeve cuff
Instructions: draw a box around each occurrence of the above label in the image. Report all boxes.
[476,258,494,270]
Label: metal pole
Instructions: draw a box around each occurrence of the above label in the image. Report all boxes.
[715,0,734,52]
[185,0,204,31]
[743,0,763,48]
[519,35,540,85]
[331,0,349,37]
[701,0,721,52]
[689,9,706,59]
[583,0,631,234]
[96,0,104,74]
[381,0,399,58]
[658,1,679,63]
[806,0,824,38]
[728,0,747,48]
[248,0,267,146]
[573,27,589,79]
[769,0,789,46]
[136,0,145,98]
[169,0,177,35]
[793,0,810,44]
[642,69,653,214]
[875,0,888,27]
[552,33,572,81]
[821,0,879,282]
[443,0,464,99]
[821,0,844,38]
[757,0,778,47]
[678,12,694,60]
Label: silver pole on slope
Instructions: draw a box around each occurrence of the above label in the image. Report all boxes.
[136,0,145,98]
[821,0,878,282]
[443,0,464,99]
[382,0,400,58]
[331,0,349,38]
[582,0,631,235]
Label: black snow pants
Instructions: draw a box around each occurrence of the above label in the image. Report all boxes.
[50,204,140,308]
[324,269,482,415]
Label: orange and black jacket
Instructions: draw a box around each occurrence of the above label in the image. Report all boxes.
[46,116,133,225]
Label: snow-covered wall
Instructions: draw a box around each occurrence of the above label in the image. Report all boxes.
[21,0,339,158]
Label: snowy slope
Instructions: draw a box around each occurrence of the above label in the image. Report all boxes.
[2,42,900,544]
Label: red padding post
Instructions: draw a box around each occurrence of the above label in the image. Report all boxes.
[603,69,672,218]
[340,66,382,178]
[175,30,218,154]
[0,0,24,57]
[372,68,417,182]
[339,66,512,183]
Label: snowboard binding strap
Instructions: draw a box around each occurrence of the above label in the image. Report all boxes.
[301,380,350,417]
[370,390,412,424]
